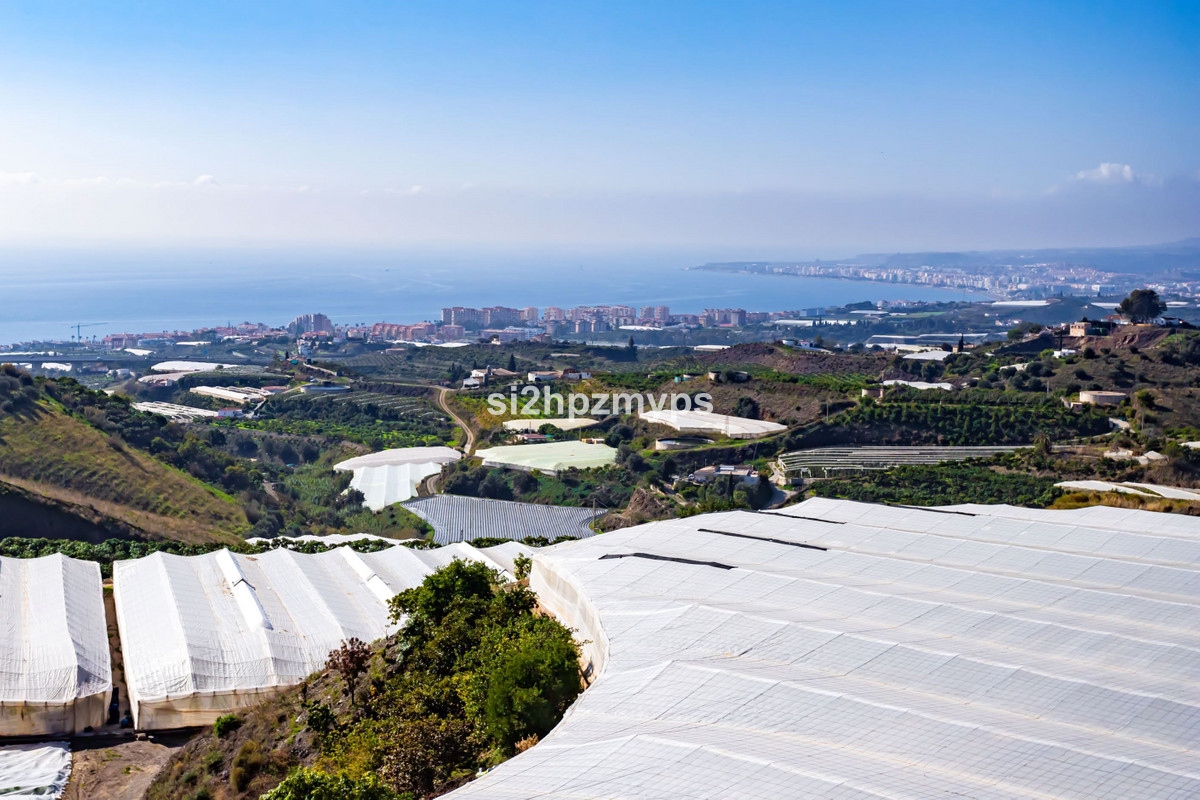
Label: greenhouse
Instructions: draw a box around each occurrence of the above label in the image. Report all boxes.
[449,498,1200,799]
[0,554,111,735]
[334,446,461,510]
[113,543,527,729]
[638,409,786,439]
[475,441,616,475]
[403,494,599,544]
[501,417,599,432]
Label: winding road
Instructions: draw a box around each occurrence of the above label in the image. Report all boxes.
[435,387,476,454]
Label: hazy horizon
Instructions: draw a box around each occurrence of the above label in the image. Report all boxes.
[1,1,1195,252]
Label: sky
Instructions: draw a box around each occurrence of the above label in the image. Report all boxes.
[0,0,1196,254]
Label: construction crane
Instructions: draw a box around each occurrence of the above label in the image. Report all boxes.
[70,322,107,345]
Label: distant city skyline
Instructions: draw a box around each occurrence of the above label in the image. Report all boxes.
[0,1,1195,250]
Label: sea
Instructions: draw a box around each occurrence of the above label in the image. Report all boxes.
[0,246,987,346]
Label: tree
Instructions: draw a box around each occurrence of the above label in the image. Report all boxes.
[1118,289,1166,323]
[506,353,517,372]
[1007,321,1043,341]
[327,638,372,699]
[478,471,513,500]
[733,396,760,420]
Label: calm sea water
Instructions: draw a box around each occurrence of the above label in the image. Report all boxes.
[0,246,985,346]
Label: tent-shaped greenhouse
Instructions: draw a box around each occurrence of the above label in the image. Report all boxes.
[0,554,110,735]
[113,543,526,729]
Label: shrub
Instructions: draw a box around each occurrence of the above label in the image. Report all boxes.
[306,702,335,735]
[212,713,241,739]
[229,740,264,791]
[261,768,409,800]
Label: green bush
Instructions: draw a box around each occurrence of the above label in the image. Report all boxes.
[212,713,241,739]
[229,740,263,791]
[261,768,411,800]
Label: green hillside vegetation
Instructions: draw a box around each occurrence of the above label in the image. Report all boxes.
[223,388,453,449]
[810,461,1062,507]
[783,390,1112,450]
[441,459,639,510]
[147,561,580,800]
[0,368,444,544]
[0,370,248,543]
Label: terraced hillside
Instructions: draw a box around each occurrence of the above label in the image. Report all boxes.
[0,375,247,543]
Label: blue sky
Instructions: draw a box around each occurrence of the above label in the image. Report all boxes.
[0,0,1195,252]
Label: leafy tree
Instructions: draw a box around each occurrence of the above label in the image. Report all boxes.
[477,616,582,754]
[1118,289,1166,323]
[506,353,517,372]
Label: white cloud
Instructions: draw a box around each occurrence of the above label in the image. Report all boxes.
[1070,162,1161,186]
[193,174,219,186]
[0,171,40,186]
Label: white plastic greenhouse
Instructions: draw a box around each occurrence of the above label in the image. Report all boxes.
[113,543,527,729]
[333,447,462,510]
[0,554,111,736]
[448,498,1200,799]
[475,441,617,475]
[638,408,786,438]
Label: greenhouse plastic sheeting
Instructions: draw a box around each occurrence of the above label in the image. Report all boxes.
[113,543,528,729]
[333,447,462,511]
[448,498,1200,799]
[347,462,444,510]
[638,409,786,439]
[0,554,110,736]
[403,495,597,545]
[333,446,461,472]
[0,743,71,798]
[475,442,616,475]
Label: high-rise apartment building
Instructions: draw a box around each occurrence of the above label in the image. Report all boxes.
[288,313,333,335]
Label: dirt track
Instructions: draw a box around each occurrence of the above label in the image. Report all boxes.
[63,735,191,800]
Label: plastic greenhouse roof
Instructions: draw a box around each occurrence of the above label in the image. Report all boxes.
[113,543,529,728]
[334,447,462,510]
[403,495,598,545]
[447,498,1200,800]
[346,462,444,510]
[0,743,72,798]
[638,409,786,439]
[333,446,461,472]
[476,441,616,474]
[0,554,110,713]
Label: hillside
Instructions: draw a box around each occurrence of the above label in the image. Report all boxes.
[146,561,579,800]
[0,370,247,543]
